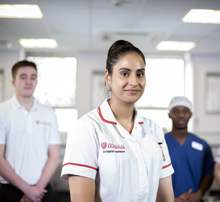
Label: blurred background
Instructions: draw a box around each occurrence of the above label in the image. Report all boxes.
[0,0,220,201]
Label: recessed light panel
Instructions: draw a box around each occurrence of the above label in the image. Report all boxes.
[156,41,196,51]
[182,9,220,24]
[0,5,43,18]
[19,39,57,48]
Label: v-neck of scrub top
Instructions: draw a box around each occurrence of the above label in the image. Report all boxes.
[169,133,192,147]
[98,99,144,141]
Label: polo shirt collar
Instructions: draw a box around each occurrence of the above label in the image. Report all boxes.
[98,99,144,126]
[11,95,38,111]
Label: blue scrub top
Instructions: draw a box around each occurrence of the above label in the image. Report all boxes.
[165,133,214,197]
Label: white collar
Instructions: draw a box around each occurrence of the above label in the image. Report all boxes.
[11,95,38,111]
[98,99,144,125]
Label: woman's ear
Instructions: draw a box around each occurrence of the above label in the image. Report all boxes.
[105,69,111,86]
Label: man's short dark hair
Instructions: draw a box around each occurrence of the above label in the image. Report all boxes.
[12,60,37,79]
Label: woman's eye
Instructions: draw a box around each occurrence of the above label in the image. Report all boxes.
[121,72,129,77]
[137,72,144,77]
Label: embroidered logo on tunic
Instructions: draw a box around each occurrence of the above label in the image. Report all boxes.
[101,143,125,153]
[101,142,107,149]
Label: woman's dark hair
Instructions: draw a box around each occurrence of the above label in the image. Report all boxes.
[106,40,146,75]
[12,60,37,79]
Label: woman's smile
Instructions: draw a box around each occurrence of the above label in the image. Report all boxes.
[124,89,140,94]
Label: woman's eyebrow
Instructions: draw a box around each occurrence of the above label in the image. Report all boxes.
[137,68,145,71]
[118,68,131,71]
[118,68,145,71]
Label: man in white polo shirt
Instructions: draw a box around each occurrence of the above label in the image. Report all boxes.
[0,60,61,202]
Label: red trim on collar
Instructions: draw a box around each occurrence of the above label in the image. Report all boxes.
[162,163,172,169]
[138,122,144,124]
[98,106,117,125]
[62,163,97,171]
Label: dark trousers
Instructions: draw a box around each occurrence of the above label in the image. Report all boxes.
[0,183,54,202]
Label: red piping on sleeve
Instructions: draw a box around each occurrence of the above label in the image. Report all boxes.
[62,163,97,171]
[162,163,172,169]
[138,122,144,124]
[98,106,117,125]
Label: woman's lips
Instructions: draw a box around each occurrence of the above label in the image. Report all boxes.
[125,89,140,94]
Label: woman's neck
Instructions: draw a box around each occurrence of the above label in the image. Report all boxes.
[108,98,135,134]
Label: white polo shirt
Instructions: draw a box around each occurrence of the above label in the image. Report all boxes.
[61,99,174,202]
[215,147,220,163]
[0,95,61,185]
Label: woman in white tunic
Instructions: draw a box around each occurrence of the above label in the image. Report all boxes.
[61,40,174,202]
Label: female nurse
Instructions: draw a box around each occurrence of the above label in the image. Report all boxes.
[61,40,174,202]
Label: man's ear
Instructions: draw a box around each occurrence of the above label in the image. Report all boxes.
[12,78,15,87]
[168,113,171,119]
[105,69,111,86]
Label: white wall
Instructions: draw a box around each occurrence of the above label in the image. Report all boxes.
[0,49,25,100]
[192,54,220,145]
[76,52,107,118]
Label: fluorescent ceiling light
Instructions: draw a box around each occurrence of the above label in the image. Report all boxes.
[182,9,220,24]
[156,41,196,51]
[19,39,57,48]
[0,5,43,18]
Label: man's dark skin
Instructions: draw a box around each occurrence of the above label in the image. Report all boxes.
[169,106,214,202]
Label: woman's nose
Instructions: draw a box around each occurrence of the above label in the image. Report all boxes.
[129,75,138,86]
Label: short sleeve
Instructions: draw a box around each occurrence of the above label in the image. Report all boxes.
[61,120,99,181]
[204,143,214,176]
[155,125,174,178]
[49,109,61,145]
[160,136,174,178]
[215,147,220,163]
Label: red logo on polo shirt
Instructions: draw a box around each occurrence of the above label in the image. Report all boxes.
[36,120,51,126]
[101,142,107,149]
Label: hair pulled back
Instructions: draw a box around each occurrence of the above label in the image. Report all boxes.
[106,40,145,75]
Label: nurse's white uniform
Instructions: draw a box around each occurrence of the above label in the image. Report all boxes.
[61,99,174,202]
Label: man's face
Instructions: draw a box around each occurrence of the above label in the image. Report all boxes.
[169,106,192,130]
[12,66,37,98]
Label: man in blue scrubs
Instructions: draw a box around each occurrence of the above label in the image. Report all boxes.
[165,96,214,202]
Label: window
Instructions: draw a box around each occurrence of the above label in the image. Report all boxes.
[137,58,185,132]
[27,57,77,133]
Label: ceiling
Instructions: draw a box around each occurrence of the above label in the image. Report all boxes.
[0,0,220,55]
